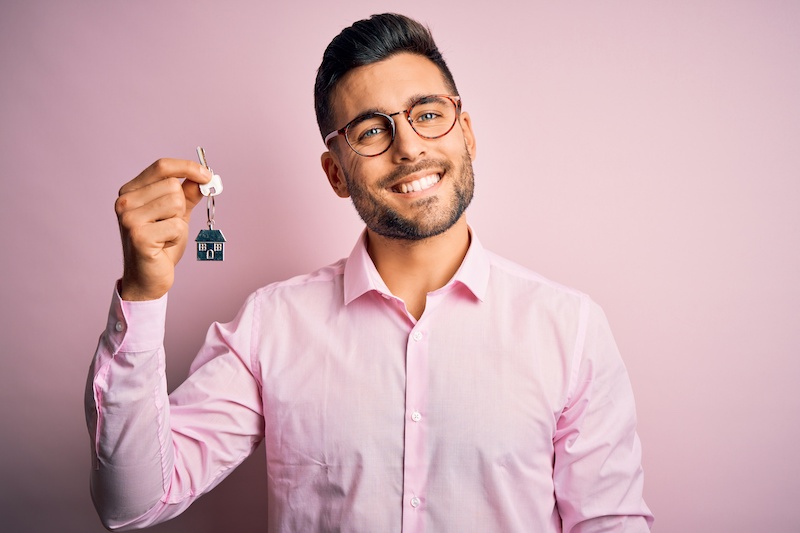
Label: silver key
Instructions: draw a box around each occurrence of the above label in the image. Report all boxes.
[197,146,224,196]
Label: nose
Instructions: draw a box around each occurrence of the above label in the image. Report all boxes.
[390,113,426,162]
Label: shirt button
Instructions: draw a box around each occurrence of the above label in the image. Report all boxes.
[114,321,124,332]
[410,496,421,508]
[411,411,422,422]
[412,331,423,341]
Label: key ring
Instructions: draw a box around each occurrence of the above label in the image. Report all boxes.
[207,195,215,230]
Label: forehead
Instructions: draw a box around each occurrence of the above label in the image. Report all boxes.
[331,53,451,124]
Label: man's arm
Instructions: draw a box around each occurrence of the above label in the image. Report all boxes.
[84,159,262,530]
[85,287,264,530]
[85,290,174,529]
[553,299,654,532]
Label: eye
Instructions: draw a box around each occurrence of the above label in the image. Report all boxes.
[416,111,441,122]
[360,126,385,140]
[348,114,392,146]
[410,98,449,125]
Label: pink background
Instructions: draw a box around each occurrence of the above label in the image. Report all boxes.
[2,1,798,531]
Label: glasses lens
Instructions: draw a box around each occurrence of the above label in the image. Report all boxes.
[346,114,394,156]
[409,96,458,139]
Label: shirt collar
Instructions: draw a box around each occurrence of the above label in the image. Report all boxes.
[343,227,490,305]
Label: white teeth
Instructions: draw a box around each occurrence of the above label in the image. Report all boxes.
[395,174,440,194]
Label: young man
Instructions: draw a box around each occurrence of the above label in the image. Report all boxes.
[86,13,653,532]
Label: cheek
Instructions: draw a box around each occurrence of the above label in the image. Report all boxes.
[344,158,380,191]
[440,132,468,155]
[348,156,366,179]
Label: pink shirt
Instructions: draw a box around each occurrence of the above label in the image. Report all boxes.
[86,231,653,532]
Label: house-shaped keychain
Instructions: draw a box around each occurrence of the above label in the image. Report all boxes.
[195,147,226,262]
[196,228,226,261]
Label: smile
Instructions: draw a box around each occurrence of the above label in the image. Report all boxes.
[392,174,441,194]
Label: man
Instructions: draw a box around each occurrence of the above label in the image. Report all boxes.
[86,13,653,532]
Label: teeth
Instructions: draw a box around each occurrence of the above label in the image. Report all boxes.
[395,174,440,194]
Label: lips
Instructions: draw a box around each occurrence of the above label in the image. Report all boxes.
[392,173,441,194]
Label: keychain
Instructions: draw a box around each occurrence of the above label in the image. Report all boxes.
[194,146,227,261]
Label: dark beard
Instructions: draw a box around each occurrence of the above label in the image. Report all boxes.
[344,150,475,241]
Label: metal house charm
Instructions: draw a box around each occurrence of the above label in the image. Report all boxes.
[196,228,226,261]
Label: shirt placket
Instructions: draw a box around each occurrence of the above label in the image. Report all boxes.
[401,321,430,533]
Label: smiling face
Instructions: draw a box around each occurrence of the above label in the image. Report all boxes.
[321,53,477,241]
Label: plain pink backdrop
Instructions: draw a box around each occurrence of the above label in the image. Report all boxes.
[1,1,798,532]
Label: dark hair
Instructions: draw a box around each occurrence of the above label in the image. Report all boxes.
[314,13,459,140]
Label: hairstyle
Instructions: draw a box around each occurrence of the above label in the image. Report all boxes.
[314,13,459,140]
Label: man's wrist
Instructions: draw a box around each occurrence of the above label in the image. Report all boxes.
[118,278,168,301]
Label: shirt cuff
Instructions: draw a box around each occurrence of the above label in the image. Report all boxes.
[104,281,168,354]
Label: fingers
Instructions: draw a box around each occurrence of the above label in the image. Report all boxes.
[116,157,212,226]
[115,177,186,223]
[118,210,190,300]
[126,216,188,259]
[119,158,211,196]
[182,175,206,212]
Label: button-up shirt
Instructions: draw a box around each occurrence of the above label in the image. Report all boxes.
[86,231,653,532]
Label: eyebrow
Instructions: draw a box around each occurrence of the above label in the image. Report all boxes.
[403,93,433,109]
[350,94,439,121]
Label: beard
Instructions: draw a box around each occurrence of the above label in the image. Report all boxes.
[343,147,475,241]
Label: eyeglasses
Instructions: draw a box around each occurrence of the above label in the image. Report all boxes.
[324,94,462,157]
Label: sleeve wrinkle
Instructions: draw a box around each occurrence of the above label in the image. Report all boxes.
[87,287,265,529]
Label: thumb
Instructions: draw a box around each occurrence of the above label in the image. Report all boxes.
[183,177,207,215]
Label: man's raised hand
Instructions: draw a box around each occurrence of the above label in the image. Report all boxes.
[115,158,211,301]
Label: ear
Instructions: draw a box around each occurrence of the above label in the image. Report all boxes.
[458,111,477,161]
[320,150,350,198]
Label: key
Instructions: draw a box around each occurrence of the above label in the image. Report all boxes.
[196,146,224,196]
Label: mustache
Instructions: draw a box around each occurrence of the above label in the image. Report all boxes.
[377,159,452,189]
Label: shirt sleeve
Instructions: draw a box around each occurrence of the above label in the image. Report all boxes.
[85,285,264,531]
[552,297,654,532]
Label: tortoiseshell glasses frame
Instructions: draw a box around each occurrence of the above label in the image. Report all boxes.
[324,94,462,157]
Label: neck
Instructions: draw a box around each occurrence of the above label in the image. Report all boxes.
[366,217,470,319]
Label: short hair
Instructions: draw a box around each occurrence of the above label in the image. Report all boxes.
[314,13,459,140]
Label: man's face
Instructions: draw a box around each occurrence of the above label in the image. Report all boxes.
[322,53,477,241]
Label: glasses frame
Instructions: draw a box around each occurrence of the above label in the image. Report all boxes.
[324,94,462,157]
